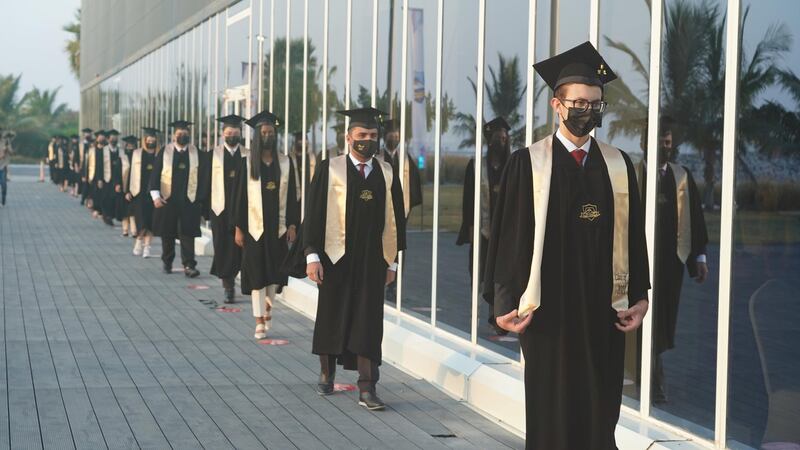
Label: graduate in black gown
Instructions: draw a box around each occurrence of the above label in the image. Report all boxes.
[636,117,709,403]
[54,135,69,192]
[148,120,210,278]
[98,129,122,226]
[208,114,248,304]
[483,42,651,450]
[298,107,406,411]
[457,117,511,334]
[127,127,159,258]
[67,135,80,197]
[79,128,93,206]
[232,111,299,339]
[85,130,109,220]
[115,135,137,237]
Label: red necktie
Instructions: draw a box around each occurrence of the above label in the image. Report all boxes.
[358,163,366,179]
[571,149,587,167]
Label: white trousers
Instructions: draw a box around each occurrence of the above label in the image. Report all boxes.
[251,285,277,318]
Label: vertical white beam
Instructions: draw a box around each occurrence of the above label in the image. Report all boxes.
[525,0,537,147]
[322,0,329,160]
[641,0,665,419]
[371,0,379,105]
[431,0,444,327]
[284,0,291,155]
[345,0,353,129]
[258,0,265,111]
[302,0,309,220]
[269,0,275,110]
[471,0,486,345]
[396,0,409,312]
[589,0,600,48]
[208,18,213,146]
[215,13,221,148]
[714,0,741,446]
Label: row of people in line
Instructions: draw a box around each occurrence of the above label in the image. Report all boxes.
[52,41,710,449]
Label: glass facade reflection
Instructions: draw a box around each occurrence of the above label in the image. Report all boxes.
[80,1,800,447]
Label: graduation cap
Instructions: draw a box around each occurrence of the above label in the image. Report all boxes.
[106,129,120,136]
[94,130,108,137]
[70,134,79,139]
[216,114,246,129]
[337,107,387,130]
[382,119,400,134]
[122,135,138,144]
[483,117,511,139]
[533,41,617,92]
[141,126,161,136]
[245,110,281,128]
[81,127,93,133]
[168,120,193,130]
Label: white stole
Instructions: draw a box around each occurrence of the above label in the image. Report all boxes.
[668,162,692,263]
[211,145,244,215]
[518,136,631,317]
[130,149,143,196]
[246,152,290,240]
[102,145,112,182]
[160,143,199,202]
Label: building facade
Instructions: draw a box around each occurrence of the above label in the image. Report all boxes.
[80,0,800,448]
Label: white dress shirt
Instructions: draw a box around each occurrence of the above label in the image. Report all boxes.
[555,127,592,166]
[306,154,398,271]
[150,144,187,201]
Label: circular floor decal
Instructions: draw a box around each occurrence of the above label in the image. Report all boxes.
[334,383,357,392]
[187,284,210,290]
[258,339,289,346]
[216,306,241,313]
[487,335,518,342]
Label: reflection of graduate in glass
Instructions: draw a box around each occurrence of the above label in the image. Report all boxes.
[379,119,422,217]
[636,117,709,403]
[483,42,650,450]
[456,117,511,333]
[290,131,320,202]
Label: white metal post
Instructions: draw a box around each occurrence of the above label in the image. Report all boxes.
[471,0,486,345]
[345,0,352,129]
[371,0,378,105]
[322,0,329,160]
[284,0,291,155]
[525,0,537,148]
[302,0,309,221]
[396,0,409,312]
[431,0,444,327]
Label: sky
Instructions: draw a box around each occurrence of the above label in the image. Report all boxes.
[0,0,82,110]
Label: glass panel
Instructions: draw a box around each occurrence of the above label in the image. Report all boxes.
[227,11,251,89]
[646,0,726,438]
[307,0,326,165]
[258,0,272,114]
[326,2,347,158]
[728,1,800,448]
[437,0,478,339]
[398,0,436,320]
[350,0,374,108]
[595,0,652,408]
[288,0,306,212]
[215,13,226,147]
[475,0,530,359]
[271,0,288,154]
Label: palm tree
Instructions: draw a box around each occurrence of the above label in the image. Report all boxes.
[63,8,81,79]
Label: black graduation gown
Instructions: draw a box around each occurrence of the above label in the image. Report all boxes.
[647,164,708,355]
[148,148,210,238]
[79,141,92,198]
[381,148,423,213]
[110,149,127,220]
[127,150,156,233]
[303,157,406,369]
[209,147,245,280]
[232,156,300,293]
[483,137,650,450]
[456,156,505,280]
[88,147,105,213]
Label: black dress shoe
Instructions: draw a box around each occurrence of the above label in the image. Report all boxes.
[163,264,172,274]
[224,288,235,304]
[102,217,114,226]
[358,391,385,411]
[184,267,200,278]
[316,372,335,395]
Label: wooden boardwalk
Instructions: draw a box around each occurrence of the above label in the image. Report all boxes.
[0,177,524,450]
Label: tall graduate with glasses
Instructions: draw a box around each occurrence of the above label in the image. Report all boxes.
[149,120,210,278]
[294,107,406,411]
[208,114,248,304]
[127,127,160,258]
[232,111,299,339]
[483,42,650,449]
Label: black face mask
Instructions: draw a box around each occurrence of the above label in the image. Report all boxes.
[561,105,603,138]
[658,146,674,165]
[224,136,240,147]
[176,135,190,146]
[146,142,157,150]
[109,139,118,147]
[261,135,276,150]
[97,140,107,147]
[352,139,378,159]
[385,137,399,151]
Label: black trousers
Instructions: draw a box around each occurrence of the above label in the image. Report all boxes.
[162,236,196,269]
[319,354,379,393]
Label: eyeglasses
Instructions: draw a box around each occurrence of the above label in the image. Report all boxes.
[559,98,608,113]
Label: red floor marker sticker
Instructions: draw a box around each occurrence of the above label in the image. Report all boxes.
[487,335,518,342]
[258,339,289,346]
[187,284,210,290]
[334,383,357,392]
[216,306,241,313]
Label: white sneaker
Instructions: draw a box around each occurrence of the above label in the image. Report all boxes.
[132,240,143,256]
[254,323,267,339]
[142,245,151,258]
